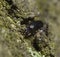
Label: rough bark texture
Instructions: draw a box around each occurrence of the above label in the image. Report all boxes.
[0,0,60,57]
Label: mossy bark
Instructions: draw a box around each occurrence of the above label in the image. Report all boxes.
[0,0,60,57]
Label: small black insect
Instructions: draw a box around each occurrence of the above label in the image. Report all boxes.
[21,17,48,37]
[25,21,44,37]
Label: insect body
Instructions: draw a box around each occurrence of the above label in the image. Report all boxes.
[25,21,43,37]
